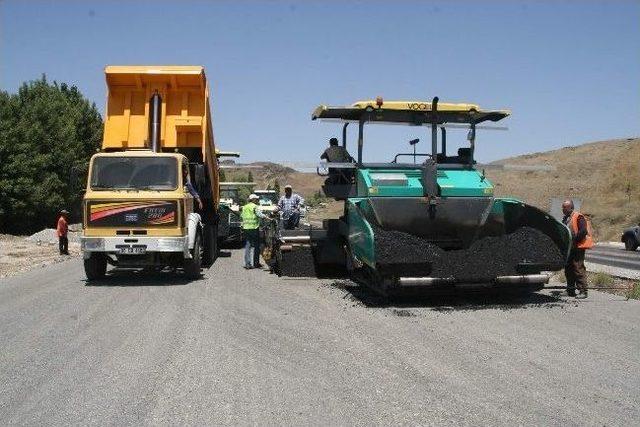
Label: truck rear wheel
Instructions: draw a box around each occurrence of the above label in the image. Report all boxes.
[184,233,202,279]
[84,254,107,281]
[202,223,218,266]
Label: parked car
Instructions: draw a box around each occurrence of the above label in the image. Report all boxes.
[621,224,640,251]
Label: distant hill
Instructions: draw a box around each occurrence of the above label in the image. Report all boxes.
[223,162,325,198]
[488,138,640,240]
[224,138,639,240]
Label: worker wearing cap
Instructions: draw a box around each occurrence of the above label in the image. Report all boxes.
[276,185,304,229]
[562,200,594,299]
[241,194,266,269]
[57,210,70,255]
[320,137,354,184]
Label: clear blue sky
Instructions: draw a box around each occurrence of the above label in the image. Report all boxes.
[2,0,639,164]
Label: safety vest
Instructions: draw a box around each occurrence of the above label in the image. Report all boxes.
[569,211,594,249]
[241,202,259,230]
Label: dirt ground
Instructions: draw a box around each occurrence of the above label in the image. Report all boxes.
[551,270,640,299]
[305,199,344,224]
[0,233,81,279]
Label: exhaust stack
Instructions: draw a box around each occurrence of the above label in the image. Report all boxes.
[148,92,162,152]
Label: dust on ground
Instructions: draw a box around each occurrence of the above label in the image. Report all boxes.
[0,230,81,279]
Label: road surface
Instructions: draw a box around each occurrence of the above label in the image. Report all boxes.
[586,244,640,271]
[1,250,639,426]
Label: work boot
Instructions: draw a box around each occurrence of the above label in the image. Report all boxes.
[576,290,588,299]
[566,288,576,297]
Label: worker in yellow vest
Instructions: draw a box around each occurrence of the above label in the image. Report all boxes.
[562,200,594,299]
[242,194,266,269]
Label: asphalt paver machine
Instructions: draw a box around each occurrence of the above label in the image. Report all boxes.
[265,98,571,295]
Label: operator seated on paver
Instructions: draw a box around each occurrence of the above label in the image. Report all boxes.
[183,166,203,210]
[276,185,304,230]
[438,147,474,164]
[241,194,267,269]
[320,137,354,184]
[562,199,594,299]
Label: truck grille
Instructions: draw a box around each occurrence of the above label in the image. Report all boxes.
[87,201,178,227]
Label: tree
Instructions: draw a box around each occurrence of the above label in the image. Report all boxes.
[218,168,226,182]
[0,76,103,234]
[238,185,253,203]
[273,179,280,196]
[247,171,254,183]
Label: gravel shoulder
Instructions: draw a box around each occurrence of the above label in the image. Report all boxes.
[0,250,639,425]
[0,232,81,278]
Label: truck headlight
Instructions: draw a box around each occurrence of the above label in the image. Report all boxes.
[157,238,185,251]
[82,238,104,251]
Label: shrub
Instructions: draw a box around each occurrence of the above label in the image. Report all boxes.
[627,282,640,300]
[592,272,614,286]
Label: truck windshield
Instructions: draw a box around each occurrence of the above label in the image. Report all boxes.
[90,157,178,190]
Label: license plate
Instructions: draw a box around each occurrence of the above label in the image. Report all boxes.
[119,247,146,255]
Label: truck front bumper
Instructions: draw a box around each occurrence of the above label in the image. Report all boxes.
[81,236,189,259]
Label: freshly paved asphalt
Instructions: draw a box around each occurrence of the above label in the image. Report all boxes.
[1,250,639,426]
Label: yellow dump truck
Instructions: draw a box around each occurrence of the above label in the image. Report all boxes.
[81,66,220,279]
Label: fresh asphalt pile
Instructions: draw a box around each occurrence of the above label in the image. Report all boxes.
[279,246,317,277]
[373,226,444,276]
[374,225,564,281]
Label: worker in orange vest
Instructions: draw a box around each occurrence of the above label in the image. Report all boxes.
[561,200,594,299]
[57,209,70,255]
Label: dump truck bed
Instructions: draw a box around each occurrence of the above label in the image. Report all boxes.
[102,65,218,206]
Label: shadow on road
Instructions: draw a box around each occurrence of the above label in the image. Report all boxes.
[84,268,204,287]
[217,250,233,258]
[331,280,571,311]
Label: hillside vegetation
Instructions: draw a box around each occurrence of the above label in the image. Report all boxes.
[488,138,640,240]
[0,76,103,234]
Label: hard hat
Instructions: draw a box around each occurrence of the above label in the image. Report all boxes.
[249,194,259,200]
[284,184,292,189]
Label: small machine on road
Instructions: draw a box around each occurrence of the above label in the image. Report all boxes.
[218,181,256,244]
[265,98,572,295]
[81,66,220,279]
[622,224,640,251]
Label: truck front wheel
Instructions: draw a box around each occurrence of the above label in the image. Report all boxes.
[184,233,202,279]
[84,254,107,281]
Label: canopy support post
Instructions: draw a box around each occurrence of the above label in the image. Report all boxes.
[469,122,476,166]
[342,123,348,148]
[431,97,439,159]
[357,119,364,165]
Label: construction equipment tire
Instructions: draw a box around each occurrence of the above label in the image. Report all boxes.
[203,223,218,265]
[184,233,202,279]
[624,236,638,251]
[84,254,107,281]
